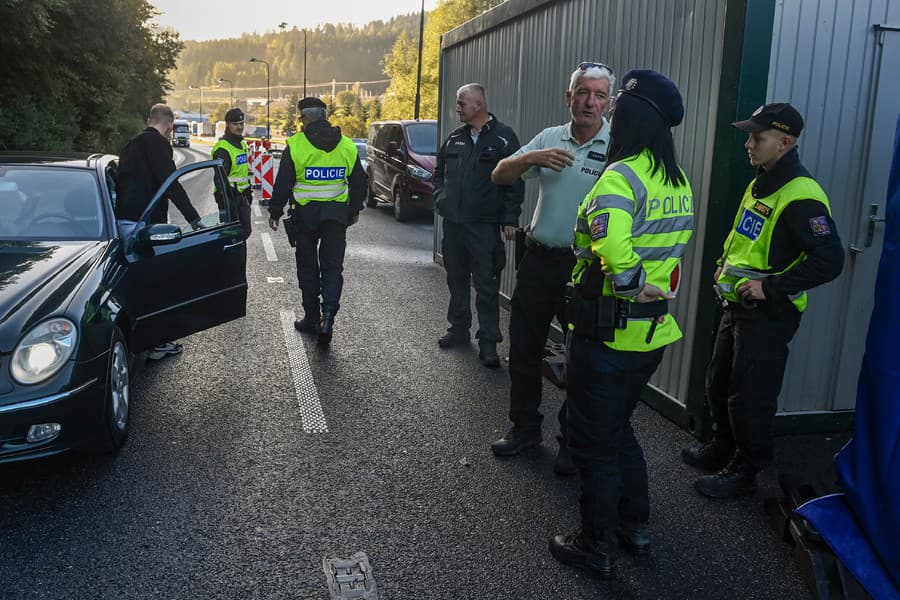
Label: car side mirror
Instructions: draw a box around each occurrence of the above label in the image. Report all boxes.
[136,223,182,247]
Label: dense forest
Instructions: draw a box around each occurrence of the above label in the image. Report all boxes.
[0,0,182,153]
[168,16,421,106]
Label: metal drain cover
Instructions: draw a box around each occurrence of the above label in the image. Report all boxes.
[323,552,378,599]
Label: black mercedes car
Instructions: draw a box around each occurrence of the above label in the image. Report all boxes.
[0,153,247,463]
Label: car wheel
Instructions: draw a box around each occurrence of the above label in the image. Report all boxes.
[393,188,410,222]
[85,327,131,453]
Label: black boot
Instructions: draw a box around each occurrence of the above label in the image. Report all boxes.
[681,439,734,472]
[490,427,541,456]
[553,443,577,476]
[294,314,320,334]
[438,331,469,348]
[548,531,615,579]
[317,311,335,346]
[694,456,758,499]
[478,342,500,368]
[616,521,650,555]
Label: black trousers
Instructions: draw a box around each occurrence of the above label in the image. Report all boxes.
[441,220,505,343]
[507,246,574,436]
[567,337,665,541]
[294,219,347,316]
[706,304,801,471]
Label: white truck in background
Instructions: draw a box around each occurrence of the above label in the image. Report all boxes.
[172,119,191,148]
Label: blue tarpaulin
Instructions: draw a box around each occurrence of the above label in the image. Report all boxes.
[797,114,900,599]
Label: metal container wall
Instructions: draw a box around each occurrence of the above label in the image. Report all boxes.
[438,0,728,405]
[765,0,898,413]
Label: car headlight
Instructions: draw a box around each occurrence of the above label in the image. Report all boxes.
[10,318,78,385]
[406,164,432,181]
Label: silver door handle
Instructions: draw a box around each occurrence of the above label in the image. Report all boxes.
[223,240,245,250]
[865,203,886,247]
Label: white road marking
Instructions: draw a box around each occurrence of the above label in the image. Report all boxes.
[261,232,278,262]
[252,203,262,218]
[279,309,328,433]
[267,277,284,283]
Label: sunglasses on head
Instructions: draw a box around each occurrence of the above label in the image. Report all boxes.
[578,61,613,74]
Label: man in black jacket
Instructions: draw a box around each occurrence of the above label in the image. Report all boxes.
[682,103,845,498]
[434,83,524,368]
[116,104,201,227]
[267,97,366,346]
[116,103,202,360]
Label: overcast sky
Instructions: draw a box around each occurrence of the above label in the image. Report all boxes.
[149,0,440,41]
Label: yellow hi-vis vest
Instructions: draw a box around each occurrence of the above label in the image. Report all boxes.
[287,132,358,206]
[716,176,831,313]
[572,149,695,352]
[211,138,250,192]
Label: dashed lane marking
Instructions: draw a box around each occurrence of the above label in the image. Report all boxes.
[279,309,328,433]
[261,232,278,262]
[267,277,284,283]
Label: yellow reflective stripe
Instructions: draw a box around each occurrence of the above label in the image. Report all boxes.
[293,187,347,200]
[294,183,346,192]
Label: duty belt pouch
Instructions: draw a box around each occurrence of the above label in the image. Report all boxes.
[566,290,616,342]
[283,209,297,248]
[514,228,526,270]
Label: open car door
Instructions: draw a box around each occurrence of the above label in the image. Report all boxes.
[119,160,248,353]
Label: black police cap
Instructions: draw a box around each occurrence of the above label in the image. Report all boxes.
[224,108,244,123]
[617,69,684,127]
[732,102,804,137]
[298,97,327,111]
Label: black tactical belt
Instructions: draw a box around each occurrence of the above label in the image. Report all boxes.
[525,234,573,261]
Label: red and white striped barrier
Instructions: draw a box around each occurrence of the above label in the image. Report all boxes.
[260,153,274,202]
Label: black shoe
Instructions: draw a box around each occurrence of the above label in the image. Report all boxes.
[437,332,469,349]
[317,312,335,346]
[490,428,541,457]
[294,316,320,334]
[553,443,577,476]
[478,343,500,368]
[549,532,615,579]
[681,441,734,472]
[694,459,758,499]
[616,522,650,556]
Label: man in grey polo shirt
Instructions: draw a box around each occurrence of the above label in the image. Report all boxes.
[489,62,614,474]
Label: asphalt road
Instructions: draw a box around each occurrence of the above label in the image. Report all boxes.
[0,145,846,599]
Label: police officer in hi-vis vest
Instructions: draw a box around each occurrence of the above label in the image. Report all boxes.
[268,97,366,346]
[211,108,252,238]
[682,103,844,498]
[549,70,694,579]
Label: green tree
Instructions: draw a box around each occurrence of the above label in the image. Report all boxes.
[382,0,502,120]
[0,0,183,152]
[330,114,366,139]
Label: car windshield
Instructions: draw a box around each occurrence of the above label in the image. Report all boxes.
[0,166,105,241]
[405,123,438,155]
[173,124,190,134]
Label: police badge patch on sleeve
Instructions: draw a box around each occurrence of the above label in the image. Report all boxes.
[809,216,832,237]
[590,213,610,240]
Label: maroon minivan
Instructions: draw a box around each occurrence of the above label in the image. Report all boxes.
[365,120,438,222]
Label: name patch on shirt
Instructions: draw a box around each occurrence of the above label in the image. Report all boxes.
[809,215,832,237]
[752,201,772,217]
[590,213,610,240]
[736,208,764,240]
[235,153,248,166]
[587,151,607,162]
[305,167,346,181]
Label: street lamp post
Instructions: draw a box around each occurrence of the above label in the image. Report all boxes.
[414,0,425,120]
[303,29,308,98]
[217,77,233,106]
[249,57,270,139]
[189,84,204,134]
